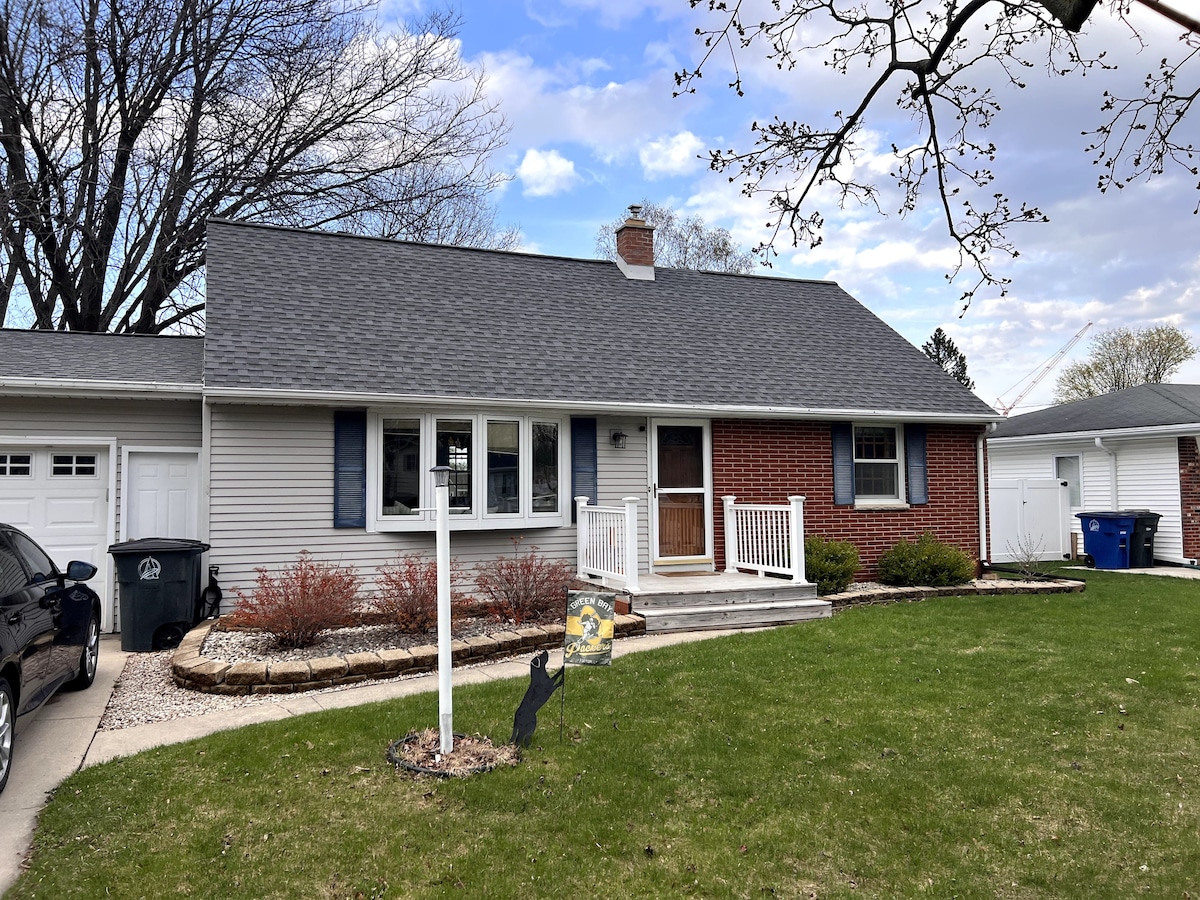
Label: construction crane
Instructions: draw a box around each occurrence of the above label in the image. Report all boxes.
[995,321,1092,416]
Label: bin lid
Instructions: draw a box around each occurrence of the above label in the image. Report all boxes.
[1074,511,1139,519]
[108,537,211,555]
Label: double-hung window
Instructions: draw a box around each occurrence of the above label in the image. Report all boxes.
[832,422,928,507]
[365,411,566,531]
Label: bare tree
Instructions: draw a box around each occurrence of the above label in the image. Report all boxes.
[594,200,758,273]
[0,0,511,333]
[677,1,1200,312]
[1053,324,1197,402]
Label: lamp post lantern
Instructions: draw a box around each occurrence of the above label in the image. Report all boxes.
[431,465,453,754]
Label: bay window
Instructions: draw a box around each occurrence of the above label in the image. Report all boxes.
[369,411,564,530]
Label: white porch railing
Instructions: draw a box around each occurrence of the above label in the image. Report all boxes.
[575,496,639,592]
[722,495,807,583]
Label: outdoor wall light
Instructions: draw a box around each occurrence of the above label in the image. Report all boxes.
[610,430,628,449]
[431,465,451,488]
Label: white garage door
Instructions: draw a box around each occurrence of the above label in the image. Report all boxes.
[0,446,112,627]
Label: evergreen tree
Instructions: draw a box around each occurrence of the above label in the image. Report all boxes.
[923,328,975,390]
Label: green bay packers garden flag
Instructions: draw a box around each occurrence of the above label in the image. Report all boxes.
[564,590,616,665]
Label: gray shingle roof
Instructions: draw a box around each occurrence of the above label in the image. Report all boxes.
[0,329,203,387]
[991,383,1200,438]
[205,219,997,419]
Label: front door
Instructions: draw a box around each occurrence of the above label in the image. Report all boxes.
[650,421,711,566]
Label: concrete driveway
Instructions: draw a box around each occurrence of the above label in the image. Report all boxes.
[0,636,127,896]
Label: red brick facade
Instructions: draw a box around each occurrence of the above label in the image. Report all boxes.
[712,419,986,579]
[1180,437,1200,560]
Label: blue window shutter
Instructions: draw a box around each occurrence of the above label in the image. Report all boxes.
[334,410,367,528]
[571,417,598,521]
[906,424,929,506]
[831,423,854,506]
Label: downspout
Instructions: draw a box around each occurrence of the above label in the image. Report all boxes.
[1094,437,1119,508]
[978,424,996,563]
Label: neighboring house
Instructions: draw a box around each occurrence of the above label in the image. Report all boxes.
[0,211,1001,632]
[988,383,1200,566]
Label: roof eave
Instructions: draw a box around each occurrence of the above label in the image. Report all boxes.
[0,377,203,400]
[202,385,1001,423]
[989,422,1200,444]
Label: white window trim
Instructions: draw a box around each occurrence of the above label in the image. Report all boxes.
[366,410,569,533]
[852,422,908,507]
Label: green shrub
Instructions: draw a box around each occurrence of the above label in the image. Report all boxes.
[804,535,860,595]
[228,551,361,648]
[876,532,977,587]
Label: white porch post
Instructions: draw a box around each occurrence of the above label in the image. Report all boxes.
[722,495,738,573]
[623,497,640,592]
[575,496,589,581]
[789,495,807,583]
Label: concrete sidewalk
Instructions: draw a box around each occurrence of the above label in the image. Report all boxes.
[1,627,740,897]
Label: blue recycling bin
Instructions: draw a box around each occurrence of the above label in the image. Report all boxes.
[1075,511,1139,569]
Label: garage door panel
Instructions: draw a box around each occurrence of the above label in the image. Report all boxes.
[44,495,106,529]
[0,498,34,526]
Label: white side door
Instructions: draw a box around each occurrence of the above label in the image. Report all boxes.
[122,449,201,540]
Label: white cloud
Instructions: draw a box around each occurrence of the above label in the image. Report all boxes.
[515,148,582,196]
[639,131,706,179]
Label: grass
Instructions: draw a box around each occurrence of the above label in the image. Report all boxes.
[10,569,1200,899]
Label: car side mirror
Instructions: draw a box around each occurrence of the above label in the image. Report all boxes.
[66,561,97,582]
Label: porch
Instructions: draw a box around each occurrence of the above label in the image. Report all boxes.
[575,494,831,632]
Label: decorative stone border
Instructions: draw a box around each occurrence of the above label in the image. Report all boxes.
[172,614,648,695]
[827,577,1085,609]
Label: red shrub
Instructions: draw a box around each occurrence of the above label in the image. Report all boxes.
[474,540,573,625]
[228,552,361,649]
[373,553,467,633]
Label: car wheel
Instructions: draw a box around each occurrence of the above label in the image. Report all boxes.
[0,675,13,795]
[68,612,100,691]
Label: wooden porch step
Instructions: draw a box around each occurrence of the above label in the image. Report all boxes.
[633,581,819,608]
[637,597,832,633]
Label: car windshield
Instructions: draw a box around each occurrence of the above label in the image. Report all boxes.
[7,531,58,584]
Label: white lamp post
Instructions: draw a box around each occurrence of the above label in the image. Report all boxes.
[431,465,454,755]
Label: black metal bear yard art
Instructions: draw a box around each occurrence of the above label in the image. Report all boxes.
[510,650,564,748]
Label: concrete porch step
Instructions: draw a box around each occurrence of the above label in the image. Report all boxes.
[637,597,832,633]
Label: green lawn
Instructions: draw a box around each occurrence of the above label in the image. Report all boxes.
[11,570,1200,899]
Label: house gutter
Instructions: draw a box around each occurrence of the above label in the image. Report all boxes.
[200,386,1002,424]
[0,377,202,400]
[978,423,996,563]
[1094,437,1119,507]
[989,422,1200,445]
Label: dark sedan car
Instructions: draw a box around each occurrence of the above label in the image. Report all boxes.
[0,524,102,794]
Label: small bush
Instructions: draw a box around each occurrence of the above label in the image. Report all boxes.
[228,551,361,649]
[877,533,977,587]
[373,553,466,633]
[474,539,573,625]
[804,535,860,595]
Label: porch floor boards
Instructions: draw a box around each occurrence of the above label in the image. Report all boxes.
[621,571,830,633]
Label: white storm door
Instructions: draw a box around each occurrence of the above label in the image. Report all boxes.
[649,420,713,565]
[123,450,200,540]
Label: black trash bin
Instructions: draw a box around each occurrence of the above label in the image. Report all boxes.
[109,538,210,651]
[1127,510,1161,568]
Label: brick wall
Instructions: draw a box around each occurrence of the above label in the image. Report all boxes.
[1180,437,1200,560]
[712,419,986,579]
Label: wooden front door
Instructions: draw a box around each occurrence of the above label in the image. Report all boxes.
[651,421,711,564]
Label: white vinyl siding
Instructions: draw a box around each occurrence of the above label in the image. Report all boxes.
[988,435,1185,563]
[207,404,580,603]
[596,416,651,575]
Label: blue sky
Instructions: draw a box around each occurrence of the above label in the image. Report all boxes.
[385,1,1200,413]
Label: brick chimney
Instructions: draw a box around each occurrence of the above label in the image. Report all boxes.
[614,204,655,280]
